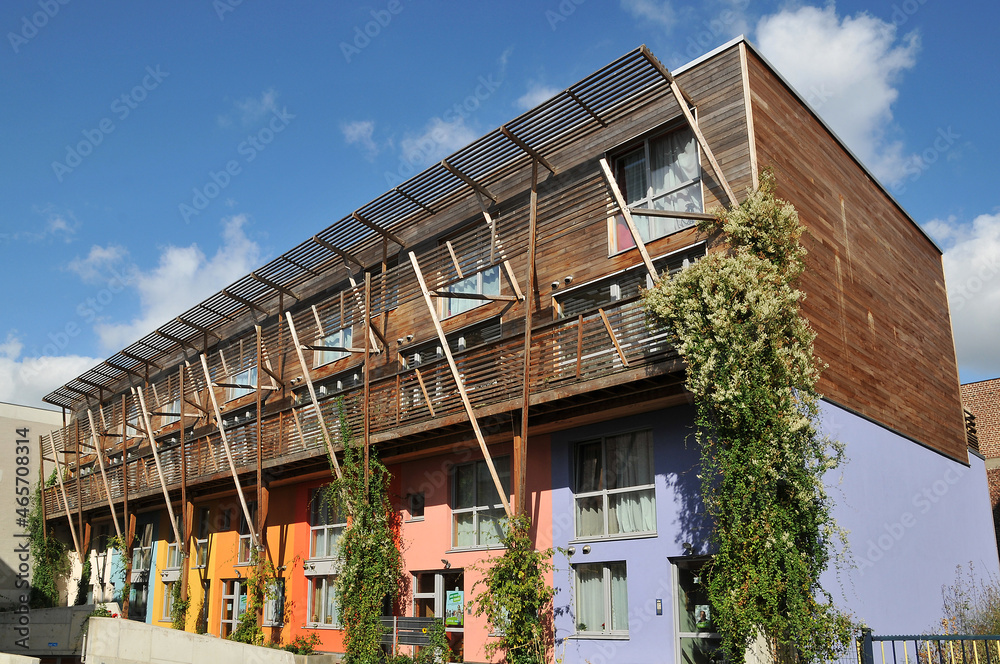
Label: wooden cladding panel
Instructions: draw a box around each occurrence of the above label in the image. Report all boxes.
[745,48,967,461]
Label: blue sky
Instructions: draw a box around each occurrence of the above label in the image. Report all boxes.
[1,0,997,409]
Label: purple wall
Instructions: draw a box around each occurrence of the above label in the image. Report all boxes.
[549,400,1000,663]
[819,400,1000,633]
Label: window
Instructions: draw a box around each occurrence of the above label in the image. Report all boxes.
[263,578,285,626]
[194,507,210,568]
[575,430,655,539]
[575,562,629,636]
[610,124,702,253]
[452,456,510,549]
[226,366,257,402]
[314,327,354,367]
[674,560,722,664]
[555,245,705,319]
[413,571,465,660]
[408,492,425,521]
[220,579,247,638]
[310,489,346,559]
[161,397,180,426]
[442,265,501,319]
[166,515,183,569]
[132,523,153,571]
[162,580,175,621]
[308,575,340,627]
[237,502,257,565]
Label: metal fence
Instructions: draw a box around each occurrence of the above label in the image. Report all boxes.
[861,629,1000,664]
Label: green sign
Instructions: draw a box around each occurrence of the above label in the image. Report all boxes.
[445,591,464,626]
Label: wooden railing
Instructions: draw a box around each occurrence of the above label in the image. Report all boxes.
[43,297,677,516]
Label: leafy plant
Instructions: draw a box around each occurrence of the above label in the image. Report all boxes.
[107,533,133,610]
[28,484,70,608]
[326,398,403,664]
[643,169,852,663]
[75,558,92,605]
[228,548,276,646]
[170,578,190,630]
[941,562,1000,635]
[284,632,322,655]
[470,514,554,664]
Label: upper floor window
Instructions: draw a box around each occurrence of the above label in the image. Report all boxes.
[453,456,510,549]
[314,327,354,368]
[442,265,501,319]
[194,507,210,568]
[574,430,655,539]
[160,397,180,427]
[610,124,702,253]
[165,516,183,569]
[238,502,257,564]
[226,366,257,402]
[310,489,346,559]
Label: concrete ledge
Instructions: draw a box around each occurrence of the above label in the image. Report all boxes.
[0,654,41,664]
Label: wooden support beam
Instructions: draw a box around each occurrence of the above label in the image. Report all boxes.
[430,291,518,302]
[200,302,236,322]
[567,89,607,127]
[121,350,160,371]
[155,329,200,353]
[598,308,630,368]
[222,288,269,315]
[445,241,464,279]
[251,272,301,301]
[413,368,436,417]
[197,355,261,548]
[133,386,184,546]
[311,305,326,338]
[394,186,435,215]
[639,44,694,106]
[255,325,265,562]
[299,344,366,354]
[516,159,540,516]
[87,409,122,539]
[598,157,659,284]
[77,376,109,392]
[284,312,343,479]
[312,235,366,270]
[441,159,498,203]
[105,359,144,381]
[502,260,525,301]
[47,434,82,561]
[176,316,222,342]
[363,272,371,487]
[352,211,405,248]
[409,251,512,518]
[628,207,716,222]
[501,126,557,174]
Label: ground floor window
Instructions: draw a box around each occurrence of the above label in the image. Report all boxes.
[309,575,340,627]
[413,570,465,662]
[220,579,247,638]
[162,580,175,621]
[263,578,285,626]
[129,582,148,620]
[674,559,723,664]
[574,562,628,636]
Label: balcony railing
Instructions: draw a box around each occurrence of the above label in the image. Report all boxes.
[43,296,677,516]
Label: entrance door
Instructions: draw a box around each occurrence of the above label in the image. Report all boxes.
[412,570,464,662]
[221,579,247,638]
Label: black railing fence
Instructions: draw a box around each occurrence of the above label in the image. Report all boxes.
[861,629,1000,664]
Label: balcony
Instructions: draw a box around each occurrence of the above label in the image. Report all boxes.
[43,296,678,516]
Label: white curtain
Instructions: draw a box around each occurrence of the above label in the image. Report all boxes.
[453,512,475,548]
[606,431,656,534]
[576,565,604,632]
[576,496,604,538]
[609,563,629,631]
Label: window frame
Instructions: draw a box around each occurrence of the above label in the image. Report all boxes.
[573,561,629,638]
[309,488,347,560]
[225,366,257,403]
[408,491,425,522]
[237,502,257,565]
[450,456,511,550]
[672,557,723,664]
[263,577,285,627]
[607,120,704,255]
[307,574,341,628]
[572,429,657,541]
[313,326,354,368]
[440,264,502,319]
[162,580,175,621]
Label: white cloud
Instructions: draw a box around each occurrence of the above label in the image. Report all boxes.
[516,82,560,111]
[217,89,278,128]
[399,117,478,168]
[94,215,263,352]
[0,334,102,409]
[927,213,1000,378]
[621,0,676,30]
[0,206,78,244]
[67,244,131,284]
[342,120,379,159]
[755,5,920,187]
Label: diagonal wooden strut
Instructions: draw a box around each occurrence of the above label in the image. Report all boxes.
[284,312,343,480]
[46,433,82,560]
[86,409,122,539]
[133,386,184,546]
[197,356,260,548]
[598,157,659,284]
[409,251,512,518]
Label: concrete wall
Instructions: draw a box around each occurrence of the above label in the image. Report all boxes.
[84,617,340,664]
[0,654,40,664]
[0,604,95,658]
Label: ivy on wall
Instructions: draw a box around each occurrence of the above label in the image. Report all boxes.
[643,170,852,662]
[28,484,70,608]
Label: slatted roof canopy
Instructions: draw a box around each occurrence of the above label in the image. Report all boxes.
[44,45,677,409]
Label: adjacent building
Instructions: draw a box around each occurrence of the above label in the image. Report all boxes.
[33,37,998,662]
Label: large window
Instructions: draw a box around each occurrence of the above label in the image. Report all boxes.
[574,430,655,539]
[442,266,501,319]
[610,124,702,253]
[226,366,257,402]
[674,560,723,664]
[452,457,510,549]
[194,507,210,568]
[310,489,346,559]
[162,580,176,621]
[308,575,340,627]
[575,562,629,636]
[263,578,285,626]
[314,327,354,367]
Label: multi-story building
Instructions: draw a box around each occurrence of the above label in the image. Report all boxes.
[962,377,1000,549]
[36,37,998,662]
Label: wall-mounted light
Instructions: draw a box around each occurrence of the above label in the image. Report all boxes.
[566,546,576,556]
[441,558,451,569]
[582,545,591,554]
[564,275,574,285]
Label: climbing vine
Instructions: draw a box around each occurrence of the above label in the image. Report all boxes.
[229,548,276,646]
[170,577,190,630]
[107,533,133,609]
[470,514,554,664]
[643,170,852,663]
[28,484,70,608]
[324,398,402,664]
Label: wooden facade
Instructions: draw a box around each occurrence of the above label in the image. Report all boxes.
[39,38,967,615]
